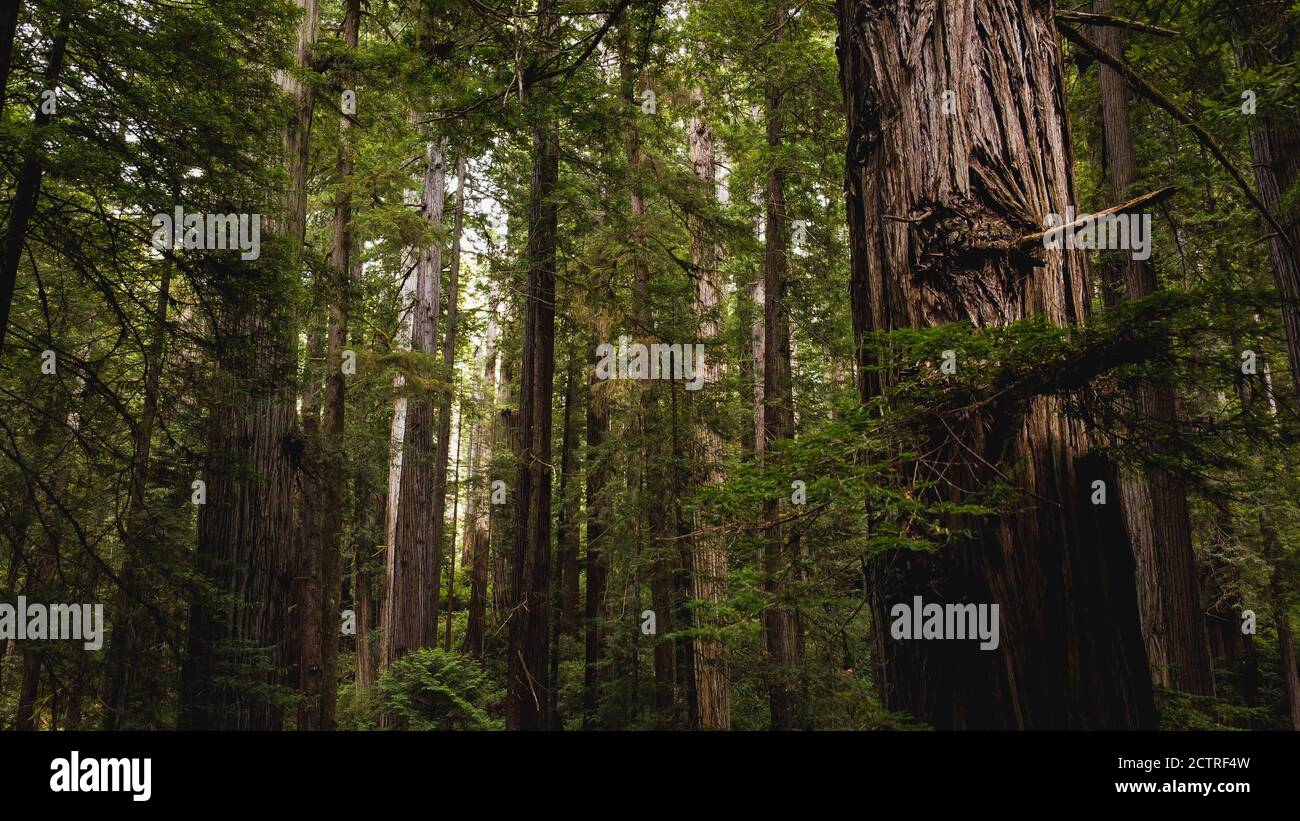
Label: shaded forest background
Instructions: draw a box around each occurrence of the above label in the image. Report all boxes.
[1,0,1299,731]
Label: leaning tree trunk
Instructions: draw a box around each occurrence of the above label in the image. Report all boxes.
[506,0,559,730]
[687,94,731,730]
[1092,0,1214,696]
[0,13,69,360]
[837,0,1155,729]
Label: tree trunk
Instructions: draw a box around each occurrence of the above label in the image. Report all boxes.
[492,351,517,618]
[296,312,326,729]
[1092,0,1214,696]
[1266,536,1300,729]
[382,139,446,666]
[583,322,611,729]
[1233,0,1300,732]
[353,470,379,692]
[761,14,800,729]
[430,154,467,643]
[1236,2,1300,406]
[687,94,731,730]
[556,347,583,638]
[0,0,21,114]
[507,0,559,730]
[837,0,1155,729]
[0,14,69,359]
[179,0,316,730]
[14,652,40,730]
[445,406,464,651]
[619,29,676,722]
[462,291,499,658]
[383,241,418,628]
[311,0,360,732]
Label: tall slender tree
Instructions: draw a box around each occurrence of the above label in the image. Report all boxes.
[1092,0,1214,696]
[506,0,559,731]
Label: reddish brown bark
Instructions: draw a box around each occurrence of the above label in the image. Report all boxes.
[687,95,731,730]
[837,0,1155,729]
[382,140,446,667]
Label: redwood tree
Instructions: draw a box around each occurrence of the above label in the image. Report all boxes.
[506,0,559,731]
[837,0,1155,729]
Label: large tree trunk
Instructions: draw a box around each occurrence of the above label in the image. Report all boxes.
[383,240,417,628]
[837,0,1155,729]
[382,140,446,666]
[1092,0,1214,696]
[179,0,316,730]
[687,95,731,730]
[506,0,559,730]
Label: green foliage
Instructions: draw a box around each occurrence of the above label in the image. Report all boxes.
[374,649,502,731]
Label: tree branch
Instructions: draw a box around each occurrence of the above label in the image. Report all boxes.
[1060,24,1295,252]
[1056,10,1180,37]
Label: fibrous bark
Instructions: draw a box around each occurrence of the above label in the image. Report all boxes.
[382,139,446,667]
[687,95,731,730]
[837,0,1155,729]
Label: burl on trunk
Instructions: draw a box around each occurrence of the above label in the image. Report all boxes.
[836,0,1155,729]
